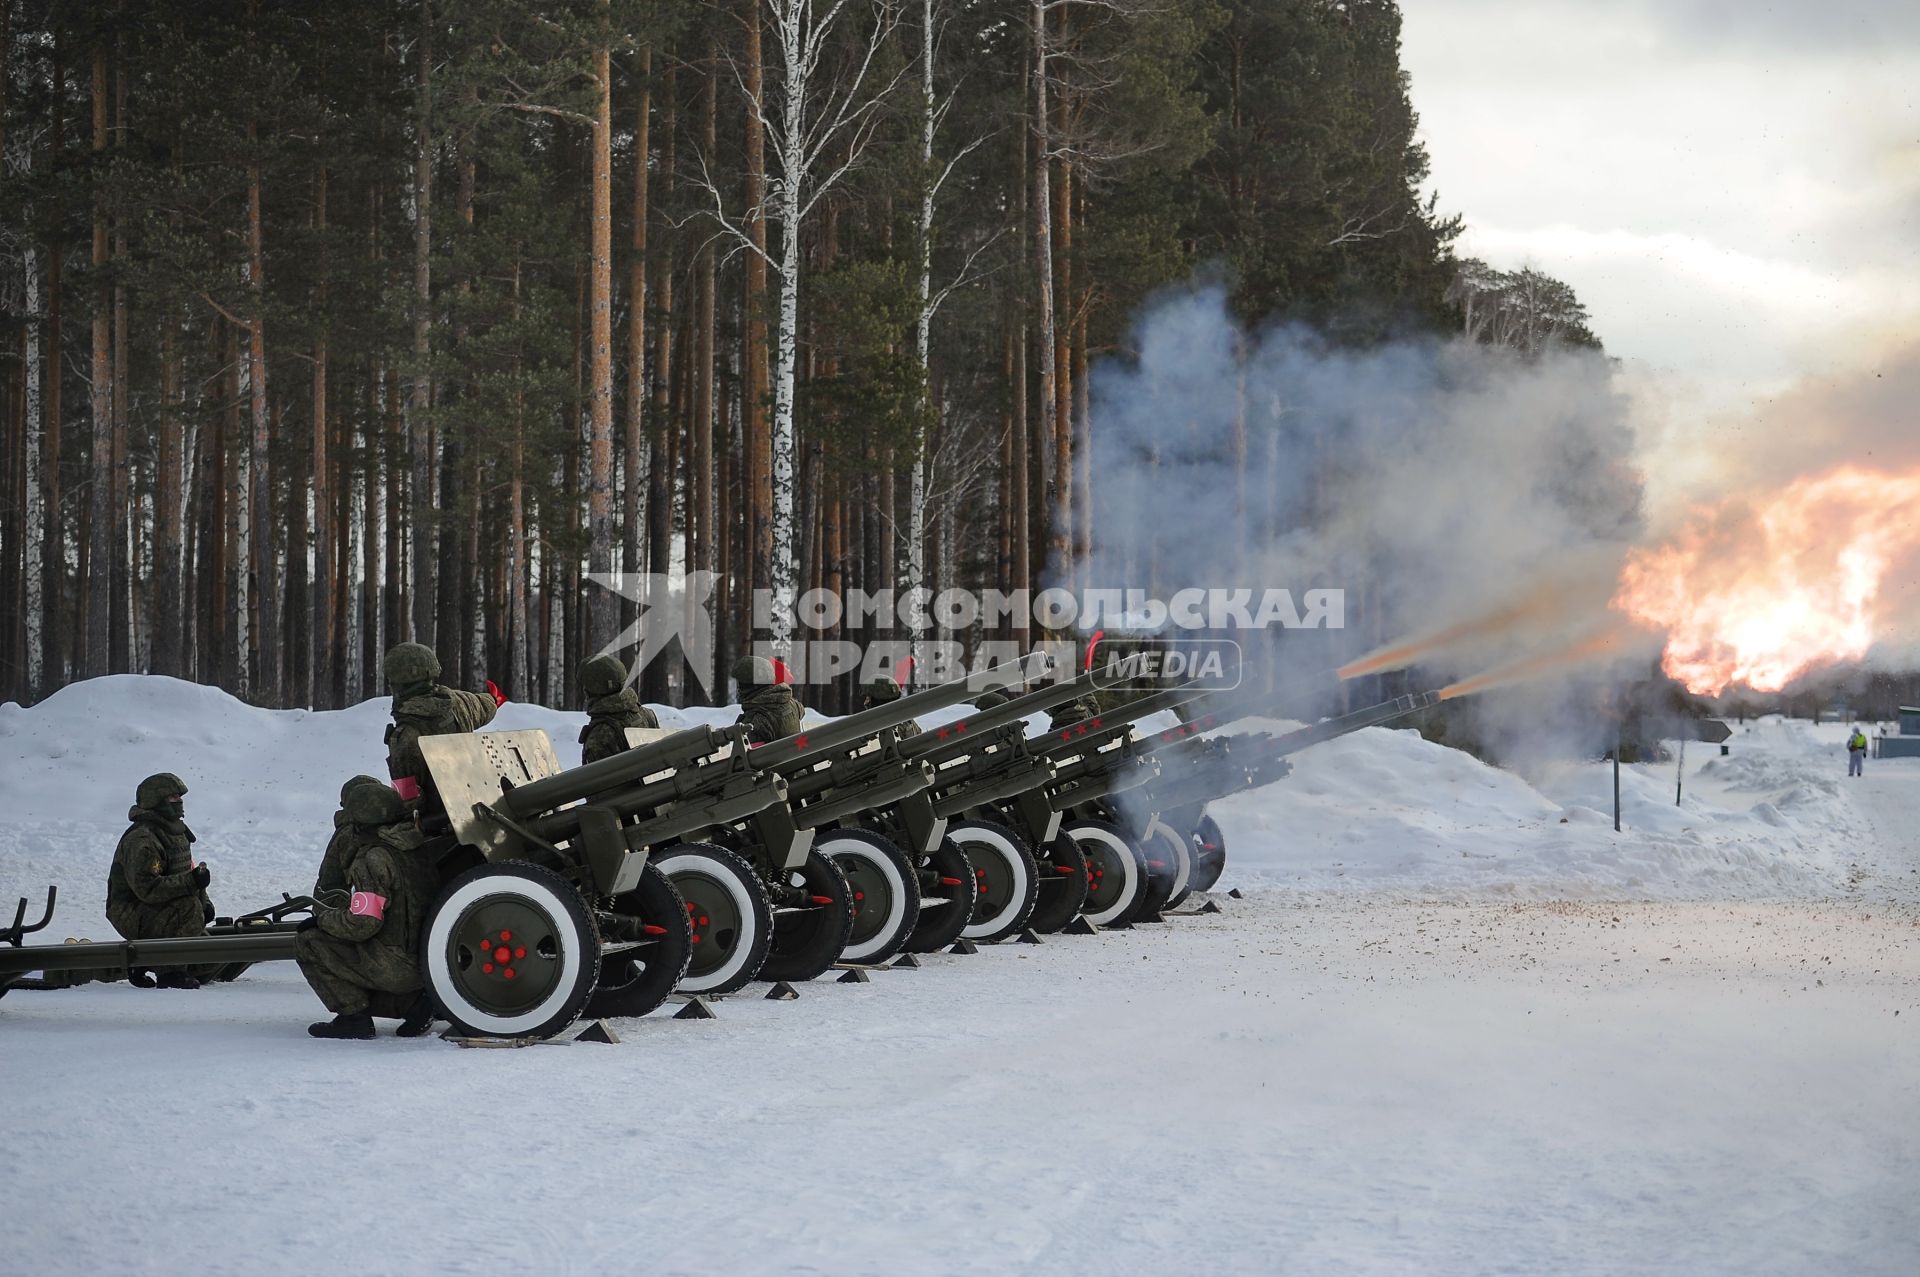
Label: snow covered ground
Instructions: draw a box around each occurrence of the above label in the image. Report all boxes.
[2,678,1916,1275]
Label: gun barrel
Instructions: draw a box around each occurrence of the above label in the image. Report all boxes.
[1031,683,1209,762]
[897,668,1099,762]
[1260,690,1439,757]
[749,652,1050,772]
[502,723,732,817]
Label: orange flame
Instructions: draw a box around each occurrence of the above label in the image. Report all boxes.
[1336,585,1568,680]
[1611,465,1920,696]
[1437,627,1632,700]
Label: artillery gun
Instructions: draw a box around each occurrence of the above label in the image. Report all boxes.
[1097,689,1445,908]
[1,721,792,1041]
[622,654,1050,994]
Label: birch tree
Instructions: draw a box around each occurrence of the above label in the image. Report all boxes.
[692,0,905,651]
[905,0,992,681]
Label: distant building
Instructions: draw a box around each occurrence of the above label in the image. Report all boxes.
[1877,706,1920,759]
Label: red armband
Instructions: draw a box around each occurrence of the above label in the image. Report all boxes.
[348,891,388,921]
[486,679,508,708]
[392,776,422,802]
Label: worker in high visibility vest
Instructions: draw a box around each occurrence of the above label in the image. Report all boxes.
[1847,727,1868,777]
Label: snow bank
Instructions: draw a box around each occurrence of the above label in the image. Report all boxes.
[0,677,1871,933]
[1216,713,1866,898]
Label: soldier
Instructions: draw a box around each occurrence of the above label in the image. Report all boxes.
[579,653,659,765]
[734,654,803,744]
[314,775,387,900]
[861,665,921,738]
[382,641,504,808]
[296,782,439,1040]
[105,773,216,989]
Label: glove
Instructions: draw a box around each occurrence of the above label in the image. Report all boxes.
[202,899,217,924]
[192,863,212,889]
[486,679,508,708]
[295,917,320,934]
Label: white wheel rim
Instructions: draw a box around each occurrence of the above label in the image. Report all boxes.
[1070,824,1142,926]
[655,852,762,994]
[424,874,584,1037]
[821,835,911,962]
[1144,818,1192,900]
[955,824,1033,940]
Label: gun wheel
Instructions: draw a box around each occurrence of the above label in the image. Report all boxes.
[1136,818,1194,917]
[1189,813,1227,894]
[819,830,921,966]
[1025,832,1089,933]
[1065,819,1151,928]
[951,819,1041,943]
[655,844,774,997]
[903,837,979,953]
[758,849,855,984]
[587,860,694,1019]
[421,862,601,1041]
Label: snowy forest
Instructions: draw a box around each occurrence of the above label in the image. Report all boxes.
[0,0,1600,712]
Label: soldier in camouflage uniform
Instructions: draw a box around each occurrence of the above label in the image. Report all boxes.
[734,654,803,744]
[105,772,218,989]
[578,653,659,765]
[861,672,921,739]
[296,783,439,1040]
[382,641,502,809]
[314,775,387,900]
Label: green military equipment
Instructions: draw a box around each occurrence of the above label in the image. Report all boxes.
[383,641,441,689]
[732,654,775,687]
[622,652,1047,991]
[737,683,803,745]
[297,809,435,1033]
[135,772,189,810]
[578,654,660,766]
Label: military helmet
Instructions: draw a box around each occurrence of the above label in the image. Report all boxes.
[971,689,1013,710]
[344,782,408,828]
[732,654,775,688]
[135,772,189,810]
[582,653,630,698]
[339,774,386,805]
[383,641,441,689]
[863,677,903,704]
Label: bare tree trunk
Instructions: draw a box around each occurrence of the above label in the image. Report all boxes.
[644,69,676,706]
[1029,0,1061,588]
[508,261,530,696]
[585,0,616,654]
[84,41,110,678]
[154,315,182,679]
[223,321,246,691]
[246,118,274,701]
[311,165,333,704]
[409,1,435,649]
[693,50,717,596]
[110,25,129,672]
[22,240,43,693]
[1071,296,1090,578]
[623,44,652,642]
[744,1,772,628]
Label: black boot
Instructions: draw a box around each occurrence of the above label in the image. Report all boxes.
[128,968,158,989]
[395,994,436,1038]
[308,1011,376,1040]
[155,970,203,990]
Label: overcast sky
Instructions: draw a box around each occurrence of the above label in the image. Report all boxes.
[1398,0,1920,511]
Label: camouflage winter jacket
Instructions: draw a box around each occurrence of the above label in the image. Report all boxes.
[106,809,210,930]
[314,810,354,900]
[738,684,804,745]
[317,822,434,969]
[386,683,499,796]
[579,688,660,766]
